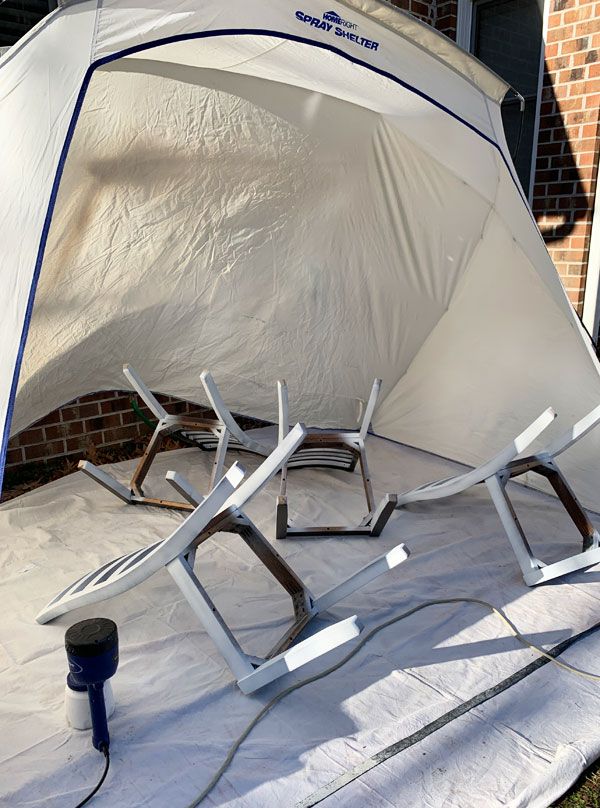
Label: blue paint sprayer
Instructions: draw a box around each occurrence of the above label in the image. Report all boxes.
[65,618,118,805]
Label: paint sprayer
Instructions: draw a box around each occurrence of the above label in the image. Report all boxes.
[64,618,118,805]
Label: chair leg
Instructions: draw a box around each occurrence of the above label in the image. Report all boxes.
[130,423,166,498]
[275,459,289,540]
[535,459,600,552]
[236,617,361,694]
[365,494,398,536]
[78,461,132,504]
[313,542,409,613]
[209,428,230,491]
[165,471,204,507]
[275,497,289,540]
[485,472,542,584]
[357,441,376,513]
[166,554,255,680]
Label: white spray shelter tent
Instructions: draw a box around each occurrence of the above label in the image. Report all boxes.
[2,0,600,505]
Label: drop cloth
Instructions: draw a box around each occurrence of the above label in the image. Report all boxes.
[1,434,600,807]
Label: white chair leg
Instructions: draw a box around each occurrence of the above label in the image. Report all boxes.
[366,493,398,536]
[166,554,255,680]
[486,472,545,583]
[237,616,361,694]
[358,378,382,441]
[313,543,409,613]
[122,364,169,421]
[165,471,204,506]
[78,460,132,503]
[277,380,289,444]
[210,428,230,490]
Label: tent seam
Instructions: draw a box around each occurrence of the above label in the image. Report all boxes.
[374,196,497,418]
[89,0,103,65]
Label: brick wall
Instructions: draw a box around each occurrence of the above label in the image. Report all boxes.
[533,0,600,311]
[391,0,436,25]
[433,0,458,38]
[5,392,211,470]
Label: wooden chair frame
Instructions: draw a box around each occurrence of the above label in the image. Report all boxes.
[77,364,250,511]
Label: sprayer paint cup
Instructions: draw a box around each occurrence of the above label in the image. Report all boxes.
[65,679,115,730]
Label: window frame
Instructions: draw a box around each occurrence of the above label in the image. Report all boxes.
[456,0,548,203]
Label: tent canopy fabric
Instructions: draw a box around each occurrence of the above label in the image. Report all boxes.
[2,0,600,506]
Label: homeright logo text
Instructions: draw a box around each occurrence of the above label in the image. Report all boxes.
[322,10,356,28]
[295,10,380,51]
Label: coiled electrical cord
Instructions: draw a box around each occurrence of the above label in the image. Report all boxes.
[186,597,600,807]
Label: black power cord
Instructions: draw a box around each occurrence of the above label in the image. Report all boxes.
[74,745,110,808]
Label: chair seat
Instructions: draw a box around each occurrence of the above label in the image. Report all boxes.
[178,429,356,470]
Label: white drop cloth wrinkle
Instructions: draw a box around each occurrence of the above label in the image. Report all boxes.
[2,435,600,806]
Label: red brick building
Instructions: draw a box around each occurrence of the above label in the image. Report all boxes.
[3,0,600,478]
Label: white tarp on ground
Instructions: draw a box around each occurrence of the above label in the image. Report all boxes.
[2,436,600,807]
[2,0,600,508]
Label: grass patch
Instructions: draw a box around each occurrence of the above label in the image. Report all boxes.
[553,758,600,807]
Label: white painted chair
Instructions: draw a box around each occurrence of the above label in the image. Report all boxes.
[37,424,410,694]
[396,405,600,585]
[79,365,362,512]
[275,379,397,539]
[200,370,361,474]
[77,364,242,511]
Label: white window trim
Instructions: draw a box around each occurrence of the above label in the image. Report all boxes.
[456,0,473,50]
[528,0,550,203]
[456,0,548,204]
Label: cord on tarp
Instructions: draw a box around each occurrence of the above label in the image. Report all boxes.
[186,597,600,807]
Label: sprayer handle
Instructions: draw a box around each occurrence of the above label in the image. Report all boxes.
[87,683,110,751]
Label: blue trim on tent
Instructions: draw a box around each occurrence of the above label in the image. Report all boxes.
[0,27,528,491]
